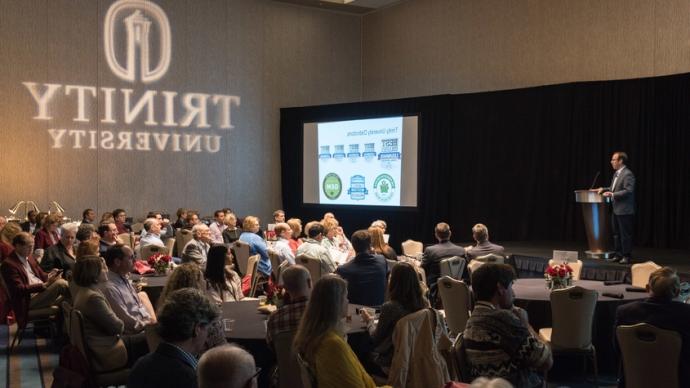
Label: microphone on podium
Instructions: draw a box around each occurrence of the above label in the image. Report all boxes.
[589,171,600,190]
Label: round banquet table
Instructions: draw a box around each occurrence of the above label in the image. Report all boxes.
[132,273,169,307]
[512,278,648,375]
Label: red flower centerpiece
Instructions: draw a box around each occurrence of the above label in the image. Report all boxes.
[544,263,574,290]
[147,253,172,276]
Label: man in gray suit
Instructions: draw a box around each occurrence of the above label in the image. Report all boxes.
[421,222,465,302]
[465,223,505,261]
[182,224,212,268]
[597,151,635,264]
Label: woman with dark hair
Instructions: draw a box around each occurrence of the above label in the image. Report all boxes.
[294,275,377,387]
[360,262,429,370]
[204,245,243,303]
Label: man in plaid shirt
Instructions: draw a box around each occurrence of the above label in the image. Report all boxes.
[266,265,312,346]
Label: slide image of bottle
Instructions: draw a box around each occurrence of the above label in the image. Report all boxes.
[362,143,377,161]
[319,145,332,160]
[347,144,361,162]
[333,144,346,160]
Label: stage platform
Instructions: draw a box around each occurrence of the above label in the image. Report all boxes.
[497,240,690,282]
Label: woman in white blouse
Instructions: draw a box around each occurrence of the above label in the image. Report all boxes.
[204,245,243,303]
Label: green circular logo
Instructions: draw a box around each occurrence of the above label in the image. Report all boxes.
[373,173,396,202]
[322,173,342,200]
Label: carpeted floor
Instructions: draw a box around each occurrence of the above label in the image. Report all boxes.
[1,323,59,388]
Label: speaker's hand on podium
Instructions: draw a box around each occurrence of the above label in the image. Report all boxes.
[602,191,613,197]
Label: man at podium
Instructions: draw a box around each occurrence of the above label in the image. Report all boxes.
[596,151,635,264]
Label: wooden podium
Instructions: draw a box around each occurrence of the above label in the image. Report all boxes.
[574,190,614,259]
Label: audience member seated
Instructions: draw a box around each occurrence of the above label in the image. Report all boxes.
[295,222,337,274]
[266,265,312,346]
[465,223,505,261]
[101,245,155,334]
[360,262,428,371]
[76,239,101,260]
[370,219,387,232]
[421,222,465,301]
[182,224,212,268]
[20,210,39,234]
[34,214,61,250]
[158,263,226,351]
[81,208,96,225]
[0,216,6,231]
[128,288,220,388]
[174,208,188,231]
[286,218,303,254]
[272,223,295,265]
[222,212,242,244]
[320,218,348,257]
[205,245,243,303]
[0,232,70,327]
[71,255,147,370]
[76,223,98,245]
[208,210,226,245]
[0,222,22,261]
[463,264,552,387]
[336,229,388,307]
[198,344,258,388]
[113,208,131,234]
[139,218,165,249]
[614,266,690,385]
[98,222,121,255]
[41,222,78,278]
[185,211,201,230]
[273,209,285,224]
[239,216,272,279]
[100,212,114,224]
[369,226,397,262]
[294,275,377,388]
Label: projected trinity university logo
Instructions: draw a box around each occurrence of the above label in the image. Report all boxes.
[21,0,240,154]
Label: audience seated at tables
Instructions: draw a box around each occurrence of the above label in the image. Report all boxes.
[158,263,227,350]
[293,274,379,388]
[40,222,78,278]
[182,224,212,268]
[20,210,39,234]
[128,288,220,388]
[266,265,312,346]
[360,262,428,371]
[369,225,397,262]
[272,223,295,265]
[198,344,259,388]
[113,208,131,234]
[208,210,226,245]
[465,223,505,261]
[222,212,242,244]
[98,222,121,255]
[139,218,166,249]
[205,245,243,303]
[321,218,354,260]
[421,222,465,301]
[81,208,96,225]
[239,216,272,279]
[286,218,303,254]
[295,222,337,274]
[614,266,690,385]
[71,255,148,370]
[336,229,389,307]
[144,211,174,241]
[1,232,70,328]
[174,208,188,231]
[0,222,22,261]
[34,214,61,250]
[100,245,155,334]
[463,264,552,387]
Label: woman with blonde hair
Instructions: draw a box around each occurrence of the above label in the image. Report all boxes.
[222,212,242,244]
[294,275,377,387]
[369,226,397,262]
[0,222,22,261]
[286,218,303,254]
[239,216,271,281]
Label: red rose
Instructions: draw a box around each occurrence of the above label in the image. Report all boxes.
[558,269,566,277]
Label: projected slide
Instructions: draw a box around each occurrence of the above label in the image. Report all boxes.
[317,117,403,206]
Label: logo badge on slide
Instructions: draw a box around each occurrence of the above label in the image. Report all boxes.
[322,173,342,200]
[319,145,332,160]
[373,174,396,202]
[332,145,346,160]
[378,138,401,161]
[362,143,377,161]
[348,175,368,201]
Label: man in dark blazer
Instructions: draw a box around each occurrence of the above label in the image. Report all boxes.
[614,267,690,386]
[336,229,389,307]
[421,222,466,298]
[128,288,220,388]
[597,151,635,264]
[19,210,38,234]
[465,223,505,261]
[0,232,69,327]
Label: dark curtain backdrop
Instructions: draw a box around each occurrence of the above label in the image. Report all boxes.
[280,73,690,251]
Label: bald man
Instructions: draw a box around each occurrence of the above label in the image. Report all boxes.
[266,265,312,346]
[198,345,257,388]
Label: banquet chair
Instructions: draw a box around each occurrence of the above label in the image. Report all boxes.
[163,238,175,258]
[437,276,471,336]
[273,331,305,388]
[296,353,316,388]
[140,244,169,261]
[246,255,261,297]
[538,286,598,386]
[118,232,133,248]
[466,259,484,275]
[131,222,144,234]
[268,250,282,281]
[401,239,423,257]
[175,229,194,257]
[450,333,472,383]
[439,256,465,280]
[631,261,661,288]
[145,323,162,353]
[616,323,681,388]
[232,240,251,277]
[296,255,323,284]
[475,253,505,264]
[548,259,583,281]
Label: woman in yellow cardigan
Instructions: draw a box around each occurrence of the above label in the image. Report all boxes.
[294,274,379,388]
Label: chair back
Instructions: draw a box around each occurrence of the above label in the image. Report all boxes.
[548,259,583,281]
[232,240,251,277]
[145,323,162,353]
[295,255,322,284]
[131,222,144,234]
[140,245,169,261]
[549,286,598,349]
[437,276,471,336]
[451,333,472,383]
[295,353,316,388]
[475,253,504,264]
[273,331,304,388]
[401,239,423,256]
[616,323,681,388]
[466,260,484,274]
[68,308,90,362]
[163,238,175,257]
[175,229,194,256]
[631,261,662,288]
[439,256,465,280]
[269,250,282,280]
[118,233,133,247]
[247,255,260,297]
[61,300,73,339]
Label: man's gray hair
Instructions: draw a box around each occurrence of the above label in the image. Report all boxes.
[61,222,79,235]
[198,344,256,388]
[192,223,209,238]
[143,218,158,232]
